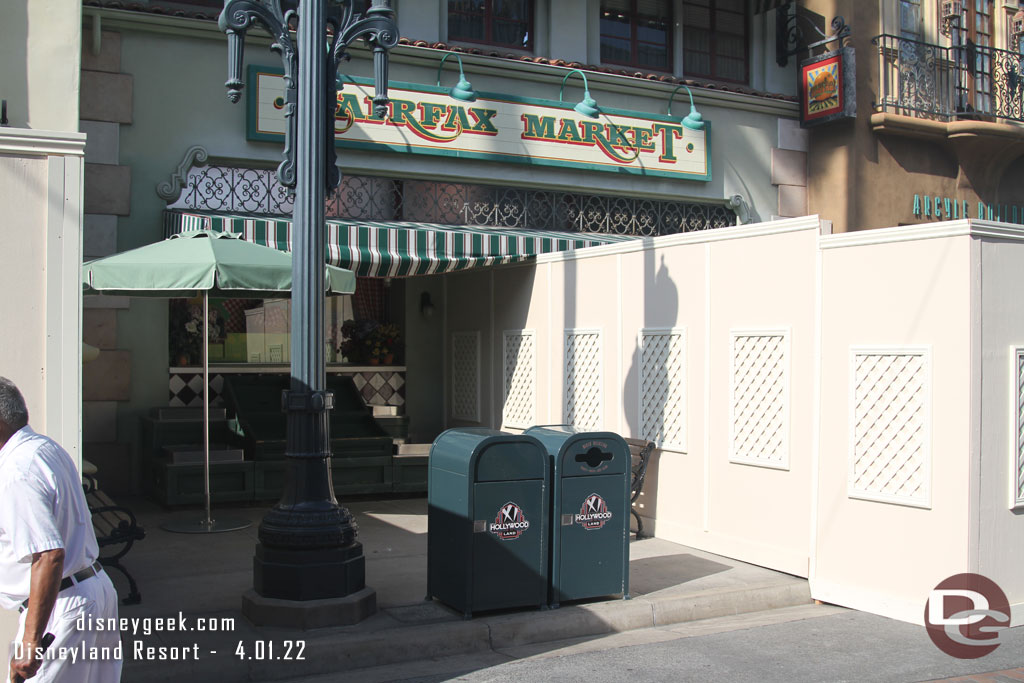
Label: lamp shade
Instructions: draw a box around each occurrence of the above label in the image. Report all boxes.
[668,84,706,131]
[437,53,477,102]
[574,90,600,118]
[560,69,600,119]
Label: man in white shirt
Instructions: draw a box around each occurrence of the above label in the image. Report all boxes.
[0,377,121,682]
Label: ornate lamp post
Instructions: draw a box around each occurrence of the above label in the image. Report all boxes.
[218,0,397,621]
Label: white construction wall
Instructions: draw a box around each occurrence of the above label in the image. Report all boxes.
[976,232,1024,625]
[0,130,86,462]
[443,216,822,579]
[813,225,974,624]
[0,128,85,666]
[440,215,1024,625]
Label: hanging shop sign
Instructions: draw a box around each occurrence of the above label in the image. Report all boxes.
[247,66,710,182]
[912,194,1024,223]
[799,47,856,127]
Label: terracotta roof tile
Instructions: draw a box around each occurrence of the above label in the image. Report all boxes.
[396,41,795,101]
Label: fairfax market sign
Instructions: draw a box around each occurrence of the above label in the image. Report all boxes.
[247,66,710,182]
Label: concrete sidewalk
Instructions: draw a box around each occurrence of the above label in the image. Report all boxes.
[114,497,810,682]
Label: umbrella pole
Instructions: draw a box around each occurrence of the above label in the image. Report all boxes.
[203,291,212,527]
[162,292,250,535]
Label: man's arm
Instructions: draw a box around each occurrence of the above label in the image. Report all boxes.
[8,548,63,682]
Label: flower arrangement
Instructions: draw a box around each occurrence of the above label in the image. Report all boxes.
[339,319,402,365]
[169,300,227,366]
[370,323,402,364]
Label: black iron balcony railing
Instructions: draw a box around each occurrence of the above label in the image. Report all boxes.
[874,34,1024,123]
[166,164,738,236]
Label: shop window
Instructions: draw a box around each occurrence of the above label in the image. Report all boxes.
[951,0,994,114]
[448,0,533,50]
[168,293,386,366]
[682,0,749,83]
[1007,7,1024,53]
[600,0,672,71]
[898,0,923,39]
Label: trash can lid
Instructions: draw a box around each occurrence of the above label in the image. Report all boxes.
[429,428,549,481]
[525,427,630,476]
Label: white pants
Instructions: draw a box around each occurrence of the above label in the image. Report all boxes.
[11,570,122,683]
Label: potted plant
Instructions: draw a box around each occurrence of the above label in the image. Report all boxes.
[370,323,402,365]
[338,319,402,365]
[339,319,378,364]
[169,300,227,366]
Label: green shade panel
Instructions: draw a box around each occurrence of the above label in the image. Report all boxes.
[163,210,638,279]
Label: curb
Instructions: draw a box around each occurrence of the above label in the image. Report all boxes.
[126,580,810,682]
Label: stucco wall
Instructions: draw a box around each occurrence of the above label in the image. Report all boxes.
[803,0,1024,233]
[0,153,48,417]
[0,0,81,131]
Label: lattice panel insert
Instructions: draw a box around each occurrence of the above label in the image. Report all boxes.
[1014,349,1024,508]
[565,331,602,431]
[503,331,535,429]
[850,349,930,507]
[640,330,686,449]
[451,332,480,421]
[730,332,789,468]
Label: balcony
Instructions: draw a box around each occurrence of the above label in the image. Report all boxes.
[873,34,1024,123]
[871,34,1024,190]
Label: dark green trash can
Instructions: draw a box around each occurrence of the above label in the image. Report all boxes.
[427,428,550,618]
[525,426,631,607]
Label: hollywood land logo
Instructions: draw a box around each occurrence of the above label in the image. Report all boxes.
[489,502,530,541]
[924,573,1010,658]
[575,493,613,531]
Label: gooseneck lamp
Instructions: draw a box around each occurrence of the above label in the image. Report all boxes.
[667,84,706,131]
[436,53,477,102]
[559,69,600,118]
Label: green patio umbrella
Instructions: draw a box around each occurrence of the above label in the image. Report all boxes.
[83,230,357,534]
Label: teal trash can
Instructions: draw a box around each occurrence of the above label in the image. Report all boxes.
[427,428,550,617]
[525,426,631,607]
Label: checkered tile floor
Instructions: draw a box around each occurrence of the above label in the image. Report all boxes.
[169,370,405,408]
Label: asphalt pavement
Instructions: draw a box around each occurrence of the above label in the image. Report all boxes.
[278,607,1024,683]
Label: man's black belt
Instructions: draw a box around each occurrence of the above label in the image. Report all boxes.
[18,561,103,612]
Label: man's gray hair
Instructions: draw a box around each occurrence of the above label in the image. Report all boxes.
[0,377,29,431]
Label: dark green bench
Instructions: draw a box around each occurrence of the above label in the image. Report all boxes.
[82,473,145,604]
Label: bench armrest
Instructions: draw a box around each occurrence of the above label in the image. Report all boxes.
[90,505,146,541]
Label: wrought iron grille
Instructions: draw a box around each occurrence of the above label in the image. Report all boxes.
[874,34,1024,122]
[168,164,737,236]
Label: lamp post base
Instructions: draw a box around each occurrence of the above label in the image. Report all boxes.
[242,585,376,628]
[252,542,369,602]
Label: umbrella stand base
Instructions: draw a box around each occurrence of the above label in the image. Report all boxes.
[161,515,252,534]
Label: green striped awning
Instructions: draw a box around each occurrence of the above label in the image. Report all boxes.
[164,210,637,278]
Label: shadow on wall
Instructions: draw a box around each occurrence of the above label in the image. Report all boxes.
[623,249,681,534]
[405,274,446,443]
[493,266,538,431]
